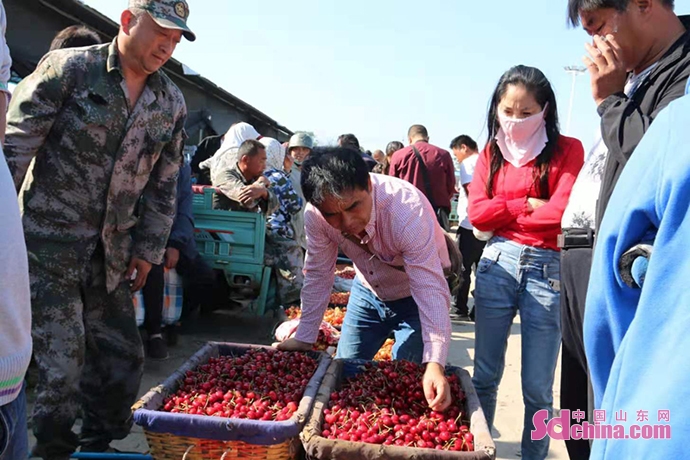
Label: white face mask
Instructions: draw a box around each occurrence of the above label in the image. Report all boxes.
[495,106,549,168]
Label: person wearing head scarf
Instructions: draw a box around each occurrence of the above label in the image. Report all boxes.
[200,122,260,178]
[263,137,286,173]
[260,137,304,306]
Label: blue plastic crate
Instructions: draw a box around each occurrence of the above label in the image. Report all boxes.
[216,263,272,315]
[191,188,275,315]
[192,190,210,210]
[193,190,266,266]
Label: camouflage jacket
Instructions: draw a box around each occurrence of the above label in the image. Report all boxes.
[211,162,279,214]
[263,168,302,240]
[5,39,186,292]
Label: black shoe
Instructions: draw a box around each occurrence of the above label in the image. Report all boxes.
[450,309,471,321]
[80,442,114,453]
[451,307,469,316]
[148,337,169,360]
[165,324,179,347]
[30,444,72,460]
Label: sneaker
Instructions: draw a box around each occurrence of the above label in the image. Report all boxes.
[148,337,169,360]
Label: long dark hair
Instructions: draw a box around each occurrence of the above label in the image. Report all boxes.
[485,65,560,198]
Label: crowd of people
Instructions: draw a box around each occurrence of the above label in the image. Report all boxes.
[0,0,688,459]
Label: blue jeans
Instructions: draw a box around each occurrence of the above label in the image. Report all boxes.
[0,383,28,460]
[472,237,561,460]
[336,277,424,363]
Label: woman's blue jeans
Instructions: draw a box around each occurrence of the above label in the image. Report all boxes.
[472,237,561,460]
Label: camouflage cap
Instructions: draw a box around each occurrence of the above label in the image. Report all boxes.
[129,0,196,42]
[288,132,314,150]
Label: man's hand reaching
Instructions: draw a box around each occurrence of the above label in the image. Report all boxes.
[273,337,313,352]
[423,362,452,412]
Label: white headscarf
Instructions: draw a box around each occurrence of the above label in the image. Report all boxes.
[261,137,285,172]
[200,122,260,170]
[218,122,260,154]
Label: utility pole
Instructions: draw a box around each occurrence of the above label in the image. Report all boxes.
[564,66,587,135]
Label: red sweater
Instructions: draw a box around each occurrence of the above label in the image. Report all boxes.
[389,141,456,210]
[468,135,584,251]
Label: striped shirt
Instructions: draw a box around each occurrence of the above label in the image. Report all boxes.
[295,174,452,365]
[0,0,31,407]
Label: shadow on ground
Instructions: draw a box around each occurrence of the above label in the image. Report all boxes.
[493,440,523,460]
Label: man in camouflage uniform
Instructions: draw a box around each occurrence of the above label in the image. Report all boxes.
[261,138,304,305]
[4,1,195,458]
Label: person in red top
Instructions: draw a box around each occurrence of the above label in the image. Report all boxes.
[389,125,456,230]
[467,65,584,460]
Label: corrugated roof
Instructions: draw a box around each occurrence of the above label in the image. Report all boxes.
[34,0,292,137]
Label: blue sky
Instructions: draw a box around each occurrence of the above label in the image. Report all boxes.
[85,1,690,152]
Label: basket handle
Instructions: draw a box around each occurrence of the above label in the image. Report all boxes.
[182,445,195,460]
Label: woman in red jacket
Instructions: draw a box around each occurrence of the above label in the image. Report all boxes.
[468,65,584,460]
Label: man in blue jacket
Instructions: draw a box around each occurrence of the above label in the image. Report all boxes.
[142,162,214,358]
[584,82,690,458]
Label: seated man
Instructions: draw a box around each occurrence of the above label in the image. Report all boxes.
[585,88,690,459]
[277,147,453,412]
[211,139,278,213]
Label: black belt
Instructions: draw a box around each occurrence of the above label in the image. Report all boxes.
[558,228,595,249]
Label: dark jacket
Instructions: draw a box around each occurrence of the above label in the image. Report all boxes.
[596,15,690,227]
[191,134,222,185]
[361,151,378,171]
[168,162,197,260]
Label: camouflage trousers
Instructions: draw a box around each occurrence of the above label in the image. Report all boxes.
[27,240,144,460]
[264,234,304,306]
